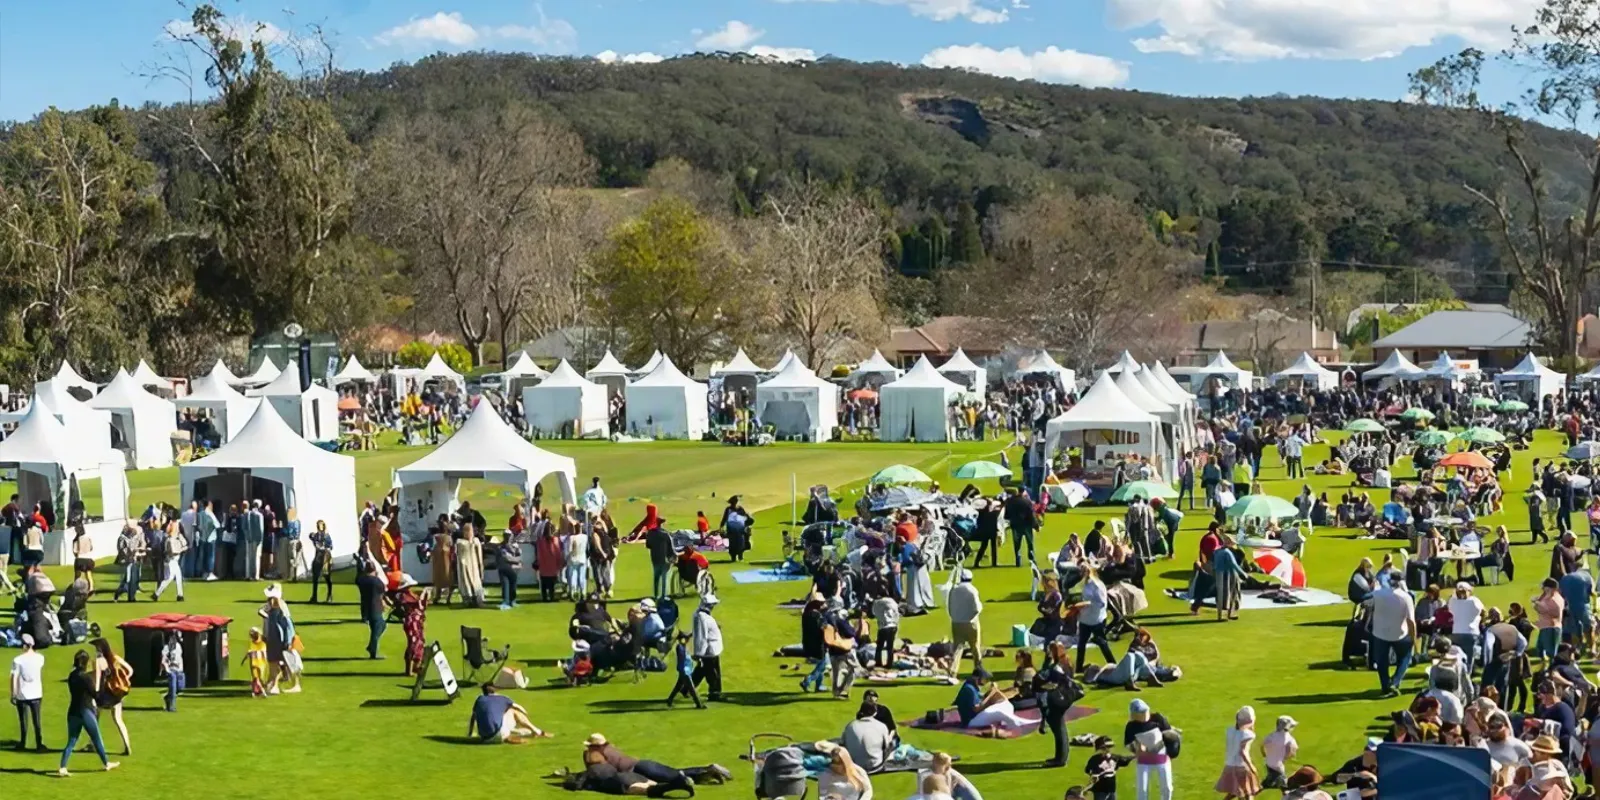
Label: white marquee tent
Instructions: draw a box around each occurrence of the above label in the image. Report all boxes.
[625,356,709,439]
[1192,351,1253,389]
[1271,352,1339,391]
[51,361,98,397]
[419,353,465,389]
[1580,363,1600,385]
[181,401,358,564]
[1364,351,1426,382]
[249,368,340,442]
[1151,361,1196,402]
[0,398,127,563]
[236,357,281,388]
[332,355,377,385]
[1114,369,1178,477]
[131,359,172,391]
[524,359,609,438]
[499,352,550,382]
[1043,372,1160,463]
[879,356,963,443]
[175,369,256,444]
[90,369,178,470]
[713,348,767,397]
[632,350,665,378]
[586,350,632,398]
[850,350,903,386]
[1014,350,1077,389]
[937,348,987,394]
[1104,350,1143,376]
[756,356,839,442]
[1,379,115,459]
[1494,353,1563,399]
[395,399,577,546]
[1415,351,1477,383]
[1135,365,1194,455]
[205,359,242,387]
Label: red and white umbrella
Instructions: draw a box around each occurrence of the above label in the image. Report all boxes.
[1251,550,1306,588]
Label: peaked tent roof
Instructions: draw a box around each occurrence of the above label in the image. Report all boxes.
[238,357,281,386]
[1115,369,1175,416]
[1134,365,1185,408]
[52,361,98,394]
[937,348,982,374]
[761,356,835,389]
[90,369,171,411]
[1364,350,1424,379]
[715,348,767,376]
[395,399,576,486]
[1273,352,1337,380]
[1106,351,1143,375]
[333,355,376,383]
[420,353,463,380]
[188,400,351,471]
[1049,372,1159,427]
[540,359,602,388]
[131,359,171,388]
[180,371,250,405]
[586,350,631,379]
[251,365,310,398]
[1423,351,1471,379]
[630,355,704,388]
[884,356,964,390]
[34,378,100,415]
[206,359,242,386]
[500,352,549,379]
[0,395,78,473]
[770,350,802,375]
[851,350,902,377]
[1016,349,1071,376]
[1151,361,1196,401]
[633,350,664,375]
[1203,351,1243,372]
[1497,353,1562,380]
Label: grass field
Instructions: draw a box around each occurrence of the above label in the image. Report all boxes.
[0,430,1573,799]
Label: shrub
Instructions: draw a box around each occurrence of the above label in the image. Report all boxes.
[396,341,437,368]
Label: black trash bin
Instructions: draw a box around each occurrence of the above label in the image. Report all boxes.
[189,615,233,682]
[172,619,211,689]
[117,617,170,688]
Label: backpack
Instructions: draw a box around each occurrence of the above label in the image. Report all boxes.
[103,657,133,701]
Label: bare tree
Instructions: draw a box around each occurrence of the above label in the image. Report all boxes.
[1409,2,1600,362]
[363,104,591,364]
[754,183,890,369]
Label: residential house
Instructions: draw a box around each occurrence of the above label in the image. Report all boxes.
[1369,309,1532,370]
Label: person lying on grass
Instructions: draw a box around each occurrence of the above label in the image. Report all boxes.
[575,733,730,795]
[467,684,550,744]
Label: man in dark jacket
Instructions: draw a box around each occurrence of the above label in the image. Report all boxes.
[1003,488,1037,567]
[646,523,675,599]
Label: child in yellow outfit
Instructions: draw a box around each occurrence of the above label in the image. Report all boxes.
[243,627,269,697]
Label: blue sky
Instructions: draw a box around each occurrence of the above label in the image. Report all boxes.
[0,0,1548,122]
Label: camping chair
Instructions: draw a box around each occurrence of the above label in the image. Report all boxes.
[1029,562,1045,602]
[460,626,511,685]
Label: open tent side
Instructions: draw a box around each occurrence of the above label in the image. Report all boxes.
[0,399,128,563]
[175,372,257,444]
[89,369,179,469]
[624,356,709,439]
[525,359,610,438]
[937,348,987,394]
[878,356,963,442]
[1493,352,1565,399]
[756,357,840,442]
[1043,372,1160,465]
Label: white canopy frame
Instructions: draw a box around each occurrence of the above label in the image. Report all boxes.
[1044,372,1159,466]
[525,359,610,438]
[624,356,709,439]
[1493,353,1564,400]
[89,369,179,469]
[1271,352,1339,391]
[756,356,840,442]
[937,348,987,394]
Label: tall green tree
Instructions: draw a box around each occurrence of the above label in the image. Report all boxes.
[951,202,984,265]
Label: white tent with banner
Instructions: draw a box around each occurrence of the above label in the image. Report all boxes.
[1494,353,1564,400]
[586,350,632,398]
[1114,369,1178,478]
[879,356,963,442]
[1192,351,1253,389]
[249,368,340,443]
[131,359,172,391]
[524,359,609,438]
[175,370,255,444]
[395,399,576,551]
[1014,350,1076,390]
[625,356,709,439]
[756,356,839,442]
[50,360,98,397]
[89,369,178,470]
[235,356,281,388]
[850,350,902,386]
[0,379,115,459]
[713,348,767,397]
[1044,371,1160,464]
[180,401,358,565]
[0,398,128,564]
[937,348,987,394]
[1271,352,1339,391]
[1364,350,1425,383]
[1104,350,1143,376]
[332,355,376,386]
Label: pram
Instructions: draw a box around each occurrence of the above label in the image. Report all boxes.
[750,734,809,799]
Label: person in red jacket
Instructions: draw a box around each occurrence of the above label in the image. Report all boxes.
[535,522,564,603]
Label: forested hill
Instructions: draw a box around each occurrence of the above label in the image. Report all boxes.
[327,53,1582,295]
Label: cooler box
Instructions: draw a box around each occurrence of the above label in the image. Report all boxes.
[1011,623,1029,647]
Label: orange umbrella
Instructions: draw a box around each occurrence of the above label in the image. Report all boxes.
[1438,451,1493,470]
[337,396,361,411]
[849,389,878,400]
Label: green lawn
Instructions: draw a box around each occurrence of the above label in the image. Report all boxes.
[0,431,1571,799]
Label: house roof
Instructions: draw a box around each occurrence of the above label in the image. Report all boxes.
[1371,310,1532,350]
[885,316,1002,355]
[1184,319,1337,353]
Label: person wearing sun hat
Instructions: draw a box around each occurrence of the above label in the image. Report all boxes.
[691,592,724,701]
[1524,734,1574,798]
[1281,766,1332,800]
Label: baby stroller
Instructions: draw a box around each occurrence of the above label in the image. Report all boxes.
[750,734,810,800]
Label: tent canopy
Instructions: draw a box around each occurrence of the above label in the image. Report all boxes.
[420,353,464,382]
[175,371,255,443]
[89,369,178,469]
[1105,350,1143,375]
[1271,352,1338,389]
[332,355,376,384]
[499,352,549,380]
[850,350,902,380]
[236,357,281,387]
[525,360,609,438]
[715,348,767,376]
[396,400,577,499]
[633,350,665,377]
[1152,361,1196,402]
[1493,352,1564,398]
[586,350,631,379]
[1417,351,1474,381]
[878,356,963,442]
[937,348,987,393]
[756,357,838,441]
[1014,350,1076,387]
[205,359,242,386]
[1192,351,1253,387]
[1044,372,1158,459]
[1365,350,1425,380]
[625,356,710,439]
[51,361,98,396]
[131,359,172,389]
[0,398,126,538]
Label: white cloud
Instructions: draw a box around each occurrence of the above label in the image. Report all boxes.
[696,20,765,49]
[164,16,289,45]
[596,50,666,64]
[921,44,1129,87]
[1106,0,1538,61]
[774,0,1011,25]
[375,6,578,53]
[750,45,818,62]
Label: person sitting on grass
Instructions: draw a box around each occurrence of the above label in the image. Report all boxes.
[469,684,550,744]
[954,668,1032,735]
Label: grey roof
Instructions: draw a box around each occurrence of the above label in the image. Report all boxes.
[1370,310,1531,350]
[518,327,615,365]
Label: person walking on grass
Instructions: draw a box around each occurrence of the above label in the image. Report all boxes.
[58,650,118,777]
[948,569,984,678]
[665,631,703,709]
[159,630,184,712]
[1215,706,1260,800]
[152,519,187,602]
[498,530,523,610]
[89,638,132,757]
[1004,487,1038,566]
[10,633,45,751]
[112,524,144,603]
[308,520,334,604]
[356,561,387,659]
[692,593,725,702]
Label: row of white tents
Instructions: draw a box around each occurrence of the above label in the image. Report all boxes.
[1044,355,1198,479]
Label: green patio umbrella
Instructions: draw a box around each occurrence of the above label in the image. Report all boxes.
[871,464,933,485]
[1345,418,1385,433]
[951,460,1012,480]
[1399,407,1436,422]
[1458,427,1506,445]
[1109,480,1179,502]
[1470,396,1498,410]
[1496,399,1529,413]
[1413,430,1455,447]
[1225,494,1300,520]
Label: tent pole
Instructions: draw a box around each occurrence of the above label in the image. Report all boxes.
[791,473,797,525]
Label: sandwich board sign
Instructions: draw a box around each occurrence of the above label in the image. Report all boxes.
[409,641,461,702]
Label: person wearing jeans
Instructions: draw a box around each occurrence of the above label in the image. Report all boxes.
[1076,570,1116,671]
[1126,697,1174,800]
[114,525,145,603]
[159,631,185,712]
[497,532,522,610]
[59,650,117,776]
[153,522,187,601]
[1369,573,1416,698]
[196,500,219,581]
[1003,488,1037,566]
[356,562,387,659]
[10,633,45,751]
[692,595,725,701]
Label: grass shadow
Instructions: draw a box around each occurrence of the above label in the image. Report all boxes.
[421,734,484,745]
[952,761,1041,776]
[361,698,454,708]
[1256,688,1387,705]
[302,656,371,663]
[1296,619,1354,629]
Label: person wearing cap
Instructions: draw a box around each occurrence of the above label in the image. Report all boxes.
[1124,696,1173,799]
[1331,737,1380,786]
[947,569,984,677]
[1259,716,1298,791]
[10,632,45,750]
[691,593,724,701]
[1446,581,1485,673]
[1083,734,1124,800]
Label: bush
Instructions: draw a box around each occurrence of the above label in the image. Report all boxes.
[396,341,437,368]
[436,343,474,374]
[480,342,503,367]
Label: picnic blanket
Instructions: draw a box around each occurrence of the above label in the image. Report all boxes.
[731,569,810,585]
[1170,586,1344,611]
[745,743,948,775]
[905,705,1097,739]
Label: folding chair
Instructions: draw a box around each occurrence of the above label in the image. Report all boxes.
[460,625,511,685]
[1028,562,1045,602]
